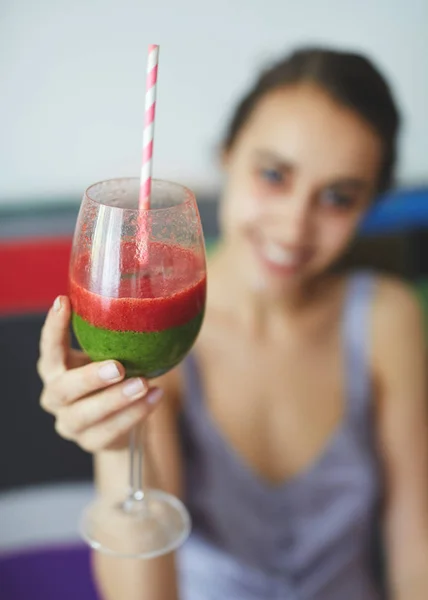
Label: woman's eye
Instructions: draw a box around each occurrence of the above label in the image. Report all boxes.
[259,168,284,185]
[320,189,355,210]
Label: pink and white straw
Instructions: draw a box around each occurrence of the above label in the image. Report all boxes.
[139,44,159,210]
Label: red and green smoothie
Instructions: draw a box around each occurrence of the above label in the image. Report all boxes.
[70,242,206,378]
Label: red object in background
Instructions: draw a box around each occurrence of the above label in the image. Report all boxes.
[0,237,72,314]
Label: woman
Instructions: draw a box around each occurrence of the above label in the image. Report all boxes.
[38,47,428,599]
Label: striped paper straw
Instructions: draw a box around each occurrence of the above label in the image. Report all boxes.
[139,44,159,209]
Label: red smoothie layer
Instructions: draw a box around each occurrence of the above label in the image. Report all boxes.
[69,242,206,332]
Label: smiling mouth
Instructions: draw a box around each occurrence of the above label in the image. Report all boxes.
[255,240,313,274]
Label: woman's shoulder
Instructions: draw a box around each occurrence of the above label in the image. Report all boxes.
[369,273,426,362]
[372,273,423,326]
[343,269,420,316]
[340,269,424,348]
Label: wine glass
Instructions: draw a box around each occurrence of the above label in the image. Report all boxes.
[69,177,206,558]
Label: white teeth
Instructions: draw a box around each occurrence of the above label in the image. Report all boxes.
[263,242,298,266]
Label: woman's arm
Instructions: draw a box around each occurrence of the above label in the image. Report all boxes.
[93,369,184,600]
[373,278,428,600]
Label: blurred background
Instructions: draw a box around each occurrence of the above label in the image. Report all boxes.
[0,0,427,598]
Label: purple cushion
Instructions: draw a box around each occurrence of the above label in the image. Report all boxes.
[0,544,100,600]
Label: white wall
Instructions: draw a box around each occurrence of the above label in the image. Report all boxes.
[1,0,427,206]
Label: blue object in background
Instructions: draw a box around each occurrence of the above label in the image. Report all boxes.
[361,187,428,235]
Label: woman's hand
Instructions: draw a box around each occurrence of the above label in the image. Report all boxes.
[38,296,162,452]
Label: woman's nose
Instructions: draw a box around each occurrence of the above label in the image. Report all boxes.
[268,195,313,246]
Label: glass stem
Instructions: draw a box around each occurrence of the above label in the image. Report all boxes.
[129,425,145,502]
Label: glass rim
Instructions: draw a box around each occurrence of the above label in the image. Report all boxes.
[84,177,196,212]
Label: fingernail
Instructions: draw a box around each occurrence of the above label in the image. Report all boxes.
[123,378,146,399]
[53,296,61,312]
[98,361,121,381]
[146,387,163,405]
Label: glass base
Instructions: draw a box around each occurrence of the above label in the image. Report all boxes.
[80,489,191,559]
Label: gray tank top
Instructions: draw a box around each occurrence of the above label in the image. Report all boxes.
[177,272,382,600]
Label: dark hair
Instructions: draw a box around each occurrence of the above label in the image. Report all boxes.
[223,47,400,193]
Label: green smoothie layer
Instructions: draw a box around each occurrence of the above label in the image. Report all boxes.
[72,311,204,378]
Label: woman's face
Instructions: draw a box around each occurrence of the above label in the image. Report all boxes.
[220,83,383,297]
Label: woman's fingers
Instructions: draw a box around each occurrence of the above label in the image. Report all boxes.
[57,387,163,453]
[40,359,126,413]
[68,348,92,369]
[38,296,71,382]
[38,295,165,453]
[56,377,149,435]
